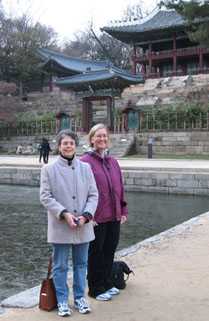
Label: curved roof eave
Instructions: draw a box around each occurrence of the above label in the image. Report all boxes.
[101,9,189,44]
[37,48,111,73]
[55,68,144,87]
[101,10,186,33]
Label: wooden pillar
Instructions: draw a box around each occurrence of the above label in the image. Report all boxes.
[106,96,115,131]
[49,73,53,92]
[56,117,61,133]
[173,33,177,76]
[41,72,44,93]
[132,44,137,75]
[82,99,88,132]
[82,99,93,132]
[199,48,203,72]
[148,43,152,75]
[88,101,93,130]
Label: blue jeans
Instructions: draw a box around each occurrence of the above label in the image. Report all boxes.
[52,243,89,304]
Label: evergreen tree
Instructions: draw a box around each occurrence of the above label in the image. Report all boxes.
[160,0,209,46]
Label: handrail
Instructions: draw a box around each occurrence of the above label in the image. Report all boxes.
[134,47,209,62]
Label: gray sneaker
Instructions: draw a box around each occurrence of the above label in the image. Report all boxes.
[57,302,71,317]
[106,287,120,295]
[74,297,91,314]
[95,292,112,301]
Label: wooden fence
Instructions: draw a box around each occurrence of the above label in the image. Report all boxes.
[0,118,82,137]
[114,111,209,133]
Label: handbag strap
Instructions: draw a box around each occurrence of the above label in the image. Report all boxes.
[46,256,53,279]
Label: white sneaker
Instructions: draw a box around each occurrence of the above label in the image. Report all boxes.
[95,292,112,301]
[57,302,71,317]
[74,297,91,314]
[106,287,120,296]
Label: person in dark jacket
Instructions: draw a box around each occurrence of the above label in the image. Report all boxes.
[80,123,128,301]
[39,138,51,164]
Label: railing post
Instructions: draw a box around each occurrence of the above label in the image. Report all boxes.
[167,113,170,130]
[139,113,142,132]
[146,113,149,130]
[75,119,77,133]
[41,120,43,135]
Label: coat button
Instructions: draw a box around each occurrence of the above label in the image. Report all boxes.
[72,167,75,170]
[72,196,76,199]
[74,210,77,213]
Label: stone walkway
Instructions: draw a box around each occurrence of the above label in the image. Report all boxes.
[1,155,209,172]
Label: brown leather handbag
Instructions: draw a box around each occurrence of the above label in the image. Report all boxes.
[39,257,57,311]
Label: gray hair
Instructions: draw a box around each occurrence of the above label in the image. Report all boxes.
[56,129,79,147]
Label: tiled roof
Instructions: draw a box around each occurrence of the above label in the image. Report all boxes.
[37,48,111,73]
[55,67,143,87]
[102,10,185,34]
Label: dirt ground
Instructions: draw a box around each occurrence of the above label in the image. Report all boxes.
[1,212,209,321]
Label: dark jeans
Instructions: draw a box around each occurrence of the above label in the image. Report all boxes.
[88,221,120,297]
[39,150,49,163]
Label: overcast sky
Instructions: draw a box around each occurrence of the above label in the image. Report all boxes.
[2,0,158,43]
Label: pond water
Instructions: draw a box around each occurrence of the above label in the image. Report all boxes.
[0,184,209,302]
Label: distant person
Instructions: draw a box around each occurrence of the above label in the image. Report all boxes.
[16,145,23,155]
[39,138,51,164]
[81,123,128,301]
[40,129,98,317]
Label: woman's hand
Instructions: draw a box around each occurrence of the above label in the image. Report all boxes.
[120,215,127,224]
[76,216,86,227]
[63,212,78,228]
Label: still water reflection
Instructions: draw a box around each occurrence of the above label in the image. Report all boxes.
[0,185,209,301]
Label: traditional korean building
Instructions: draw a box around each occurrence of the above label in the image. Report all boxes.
[38,48,143,132]
[38,48,110,91]
[101,9,209,78]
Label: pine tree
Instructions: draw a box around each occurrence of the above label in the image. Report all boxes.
[160,0,209,46]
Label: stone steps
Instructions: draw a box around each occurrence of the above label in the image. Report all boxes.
[0,133,136,158]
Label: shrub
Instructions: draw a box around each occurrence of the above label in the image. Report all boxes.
[0,81,17,95]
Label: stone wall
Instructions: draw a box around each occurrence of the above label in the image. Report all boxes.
[0,96,26,122]
[21,90,79,115]
[0,90,126,123]
[136,131,209,155]
[0,90,82,122]
[0,167,40,186]
[1,166,209,195]
[123,170,209,195]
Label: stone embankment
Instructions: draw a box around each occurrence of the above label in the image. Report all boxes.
[1,157,209,195]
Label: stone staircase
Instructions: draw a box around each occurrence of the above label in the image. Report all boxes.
[76,133,136,157]
[108,133,136,157]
